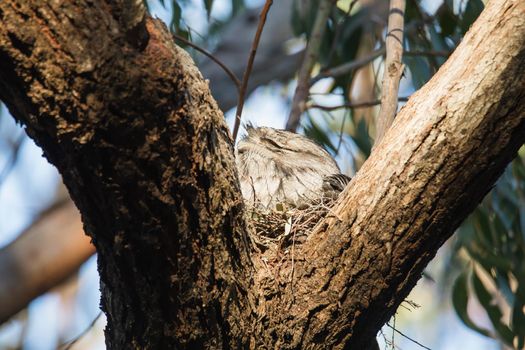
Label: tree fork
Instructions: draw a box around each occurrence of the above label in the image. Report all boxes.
[0,0,524,349]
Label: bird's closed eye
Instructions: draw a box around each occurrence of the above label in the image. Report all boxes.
[261,137,282,149]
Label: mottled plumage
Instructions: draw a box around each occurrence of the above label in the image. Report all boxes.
[236,126,350,208]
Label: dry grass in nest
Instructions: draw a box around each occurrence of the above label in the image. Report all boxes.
[246,197,338,253]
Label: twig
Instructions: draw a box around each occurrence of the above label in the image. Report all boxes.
[60,312,103,350]
[386,323,432,350]
[308,97,409,111]
[379,329,391,349]
[232,0,273,142]
[311,47,386,85]
[335,110,348,155]
[405,50,450,57]
[310,48,449,85]
[391,314,396,349]
[285,0,337,132]
[172,34,241,93]
[375,0,406,144]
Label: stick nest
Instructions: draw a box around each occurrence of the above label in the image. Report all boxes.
[246,197,338,252]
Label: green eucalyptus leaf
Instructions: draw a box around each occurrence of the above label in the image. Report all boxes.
[494,273,517,307]
[466,245,512,272]
[461,0,484,34]
[339,24,361,66]
[472,270,515,346]
[452,270,492,338]
[204,0,213,19]
[404,56,431,89]
[511,291,525,348]
[303,114,337,155]
[437,4,459,38]
[351,118,372,157]
[471,208,494,247]
[231,0,244,17]
[318,22,335,67]
[404,0,419,22]
[171,1,182,32]
[291,0,305,36]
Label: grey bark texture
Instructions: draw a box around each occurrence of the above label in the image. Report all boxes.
[0,0,524,349]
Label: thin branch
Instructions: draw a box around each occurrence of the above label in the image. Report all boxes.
[375,0,406,144]
[405,50,450,57]
[335,109,349,156]
[285,0,337,132]
[311,47,386,84]
[310,48,449,85]
[232,0,273,142]
[308,97,409,111]
[391,315,396,349]
[386,323,431,350]
[60,312,103,350]
[172,34,241,93]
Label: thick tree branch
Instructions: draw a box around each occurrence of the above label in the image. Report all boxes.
[0,0,294,324]
[253,0,524,347]
[0,1,254,348]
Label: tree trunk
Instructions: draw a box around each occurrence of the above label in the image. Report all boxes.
[0,0,524,349]
[0,2,254,348]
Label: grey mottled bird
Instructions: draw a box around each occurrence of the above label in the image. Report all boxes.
[236,126,350,208]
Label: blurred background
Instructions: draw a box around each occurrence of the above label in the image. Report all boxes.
[1,0,523,349]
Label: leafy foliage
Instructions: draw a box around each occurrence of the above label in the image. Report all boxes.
[453,155,525,349]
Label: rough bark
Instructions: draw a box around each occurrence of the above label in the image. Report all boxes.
[0,1,254,348]
[0,0,523,349]
[0,1,297,323]
[256,1,525,348]
[0,0,389,324]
